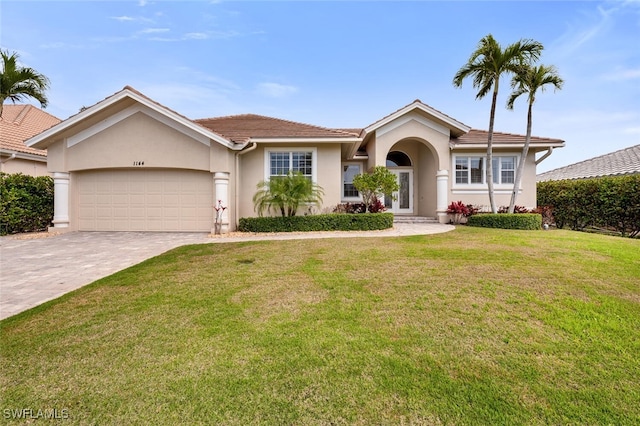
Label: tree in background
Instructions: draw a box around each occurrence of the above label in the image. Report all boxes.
[0,49,50,118]
[453,34,543,213]
[253,172,324,217]
[507,64,564,213]
[353,166,399,212]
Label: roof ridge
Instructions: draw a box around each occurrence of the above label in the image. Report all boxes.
[12,105,32,125]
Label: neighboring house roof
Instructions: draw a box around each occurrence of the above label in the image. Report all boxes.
[195,114,360,143]
[0,104,60,158]
[452,129,565,148]
[537,144,640,181]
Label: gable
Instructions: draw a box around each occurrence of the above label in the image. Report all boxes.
[66,104,211,148]
[65,112,211,171]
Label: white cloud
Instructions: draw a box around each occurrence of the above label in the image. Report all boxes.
[139,28,170,35]
[112,16,135,22]
[603,67,640,81]
[256,82,299,98]
[184,32,209,40]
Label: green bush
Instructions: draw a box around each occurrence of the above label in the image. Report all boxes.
[0,172,54,235]
[467,213,542,230]
[537,175,640,237]
[238,213,394,233]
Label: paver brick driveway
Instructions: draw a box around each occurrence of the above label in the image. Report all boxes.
[0,232,211,320]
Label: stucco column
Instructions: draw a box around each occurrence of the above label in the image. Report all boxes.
[52,172,70,229]
[436,169,449,224]
[213,172,230,233]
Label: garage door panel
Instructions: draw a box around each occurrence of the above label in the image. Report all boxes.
[78,169,213,232]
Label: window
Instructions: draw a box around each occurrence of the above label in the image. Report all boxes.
[343,164,361,199]
[455,156,484,184]
[266,149,315,181]
[493,156,515,184]
[455,155,517,185]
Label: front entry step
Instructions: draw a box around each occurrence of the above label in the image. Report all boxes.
[393,216,438,224]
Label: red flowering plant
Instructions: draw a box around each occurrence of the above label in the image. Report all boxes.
[446,201,470,224]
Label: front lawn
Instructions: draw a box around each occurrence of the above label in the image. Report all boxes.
[1,228,639,424]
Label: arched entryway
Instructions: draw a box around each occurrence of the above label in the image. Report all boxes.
[385,150,413,214]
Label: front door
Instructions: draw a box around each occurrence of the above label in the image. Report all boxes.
[384,169,413,214]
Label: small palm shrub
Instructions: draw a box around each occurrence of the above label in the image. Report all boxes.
[253,172,324,217]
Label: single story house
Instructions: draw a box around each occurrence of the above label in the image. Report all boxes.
[0,104,61,176]
[26,86,564,233]
[537,144,640,181]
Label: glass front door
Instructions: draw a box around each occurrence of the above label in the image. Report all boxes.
[385,169,413,214]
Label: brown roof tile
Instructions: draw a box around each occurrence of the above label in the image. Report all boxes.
[1,104,61,157]
[537,144,640,181]
[453,129,564,146]
[195,114,359,143]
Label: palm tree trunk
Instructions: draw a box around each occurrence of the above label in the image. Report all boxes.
[508,101,533,213]
[486,83,498,213]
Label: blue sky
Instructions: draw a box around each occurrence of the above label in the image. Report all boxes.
[2,0,639,172]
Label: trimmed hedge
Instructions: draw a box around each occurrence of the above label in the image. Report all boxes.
[0,172,54,235]
[467,213,542,230]
[537,175,640,237]
[238,213,394,233]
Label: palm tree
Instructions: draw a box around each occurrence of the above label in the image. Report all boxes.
[253,172,324,217]
[453,34,543,213]
[506,64,563,213]
[0,49,50,118]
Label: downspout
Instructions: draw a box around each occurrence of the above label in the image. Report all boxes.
[535,147,553,165]
[0,152,17,172]
[234,142,258,229]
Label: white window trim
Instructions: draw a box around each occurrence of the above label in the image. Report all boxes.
[264,147,318,182]
[452,154,521,190]
[341,162,363,202]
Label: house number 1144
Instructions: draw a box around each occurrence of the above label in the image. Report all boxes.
[133,161,145,166]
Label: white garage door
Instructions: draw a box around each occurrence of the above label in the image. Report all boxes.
[77,169,213,232]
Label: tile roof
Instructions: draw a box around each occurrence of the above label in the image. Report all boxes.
[1,104,61,157]
[195,114,359,143]
[453,129,564,146]
[537,144,640,181]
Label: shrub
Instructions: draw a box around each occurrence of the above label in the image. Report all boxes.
[0,172,54,235]
[446,201,470,224]
[332,196,385,214]
[467,213,542,230]
[353,166,399,212]
[537,175,640,237]
[498,205,529,214]
[531,205,554,225]
[238,213,394,233]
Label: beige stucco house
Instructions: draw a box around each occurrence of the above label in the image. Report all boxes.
[26,86,564,233]
[1,104,60,176]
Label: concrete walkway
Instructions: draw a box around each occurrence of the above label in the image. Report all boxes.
[0,223,453,320]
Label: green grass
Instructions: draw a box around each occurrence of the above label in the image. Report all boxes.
[1,228,639,425]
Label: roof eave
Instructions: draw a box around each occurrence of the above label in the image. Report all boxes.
[0,149,47,162]
[250,137,363,144]
[451,141,565,150]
